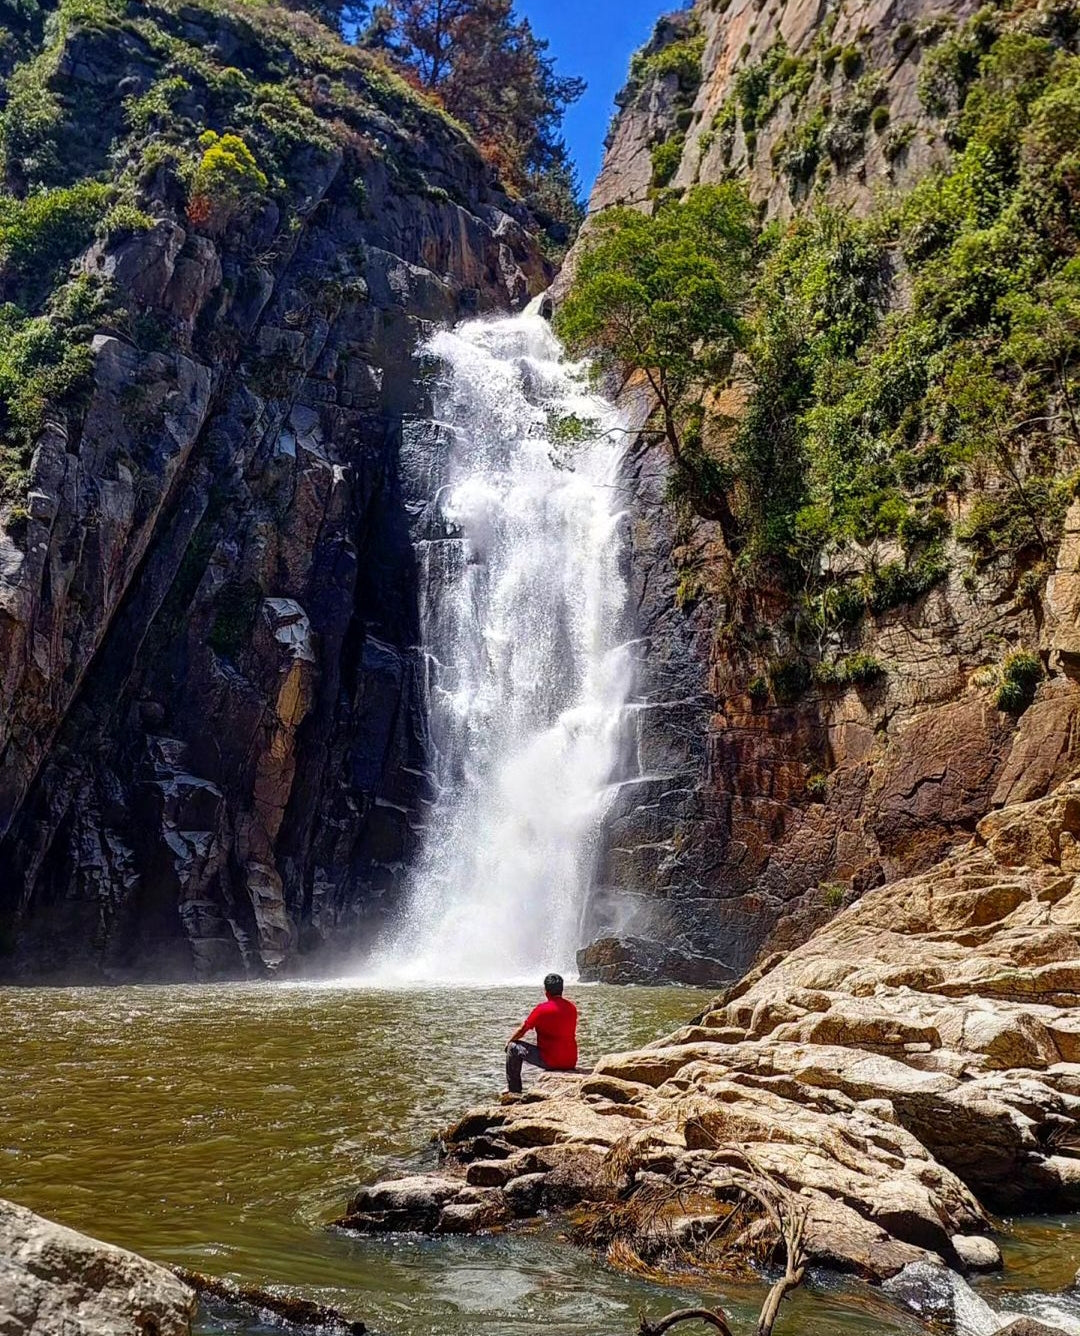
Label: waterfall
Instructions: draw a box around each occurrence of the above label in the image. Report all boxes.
[369,310,632,985]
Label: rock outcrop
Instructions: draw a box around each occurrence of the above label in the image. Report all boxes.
[341,782,1080,1301]
[0,0,547,979]
[0,1197,196,1336]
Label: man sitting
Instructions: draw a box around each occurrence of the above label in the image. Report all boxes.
[504,973,578,1094]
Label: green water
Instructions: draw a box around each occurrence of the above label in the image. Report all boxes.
[1,979,1056,1336]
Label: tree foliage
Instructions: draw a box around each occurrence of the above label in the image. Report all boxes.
[357,0,584,233]
[556,184,757,456]
[561,1,1080,644]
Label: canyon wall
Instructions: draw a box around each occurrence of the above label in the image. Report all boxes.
[0,0,547,979]
[578,0,1080,982]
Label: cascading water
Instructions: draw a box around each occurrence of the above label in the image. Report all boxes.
[369,309,632,984]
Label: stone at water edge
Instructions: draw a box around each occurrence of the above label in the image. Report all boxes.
[951,1233,1003,1272]
[996,1321,1074,1335]
[0,1196,195,1335]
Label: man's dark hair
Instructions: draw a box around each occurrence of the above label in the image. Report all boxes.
[544,973,564,996]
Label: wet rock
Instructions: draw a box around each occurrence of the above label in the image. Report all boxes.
[436,1197,509,1234]
[577,935,734,986]
[465,1160,516,1187]
[0,1197,196,1335]
[340,1175,464,1233]
[174,1269,365,1335]
[501,1173,548,1218]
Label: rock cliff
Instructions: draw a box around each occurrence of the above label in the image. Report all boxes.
[572,0,1080,981]
[0,0,547,979]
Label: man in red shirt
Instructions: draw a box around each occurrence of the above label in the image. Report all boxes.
[504,973,578,1094]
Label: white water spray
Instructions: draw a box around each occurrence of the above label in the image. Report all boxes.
[368,310,632,984]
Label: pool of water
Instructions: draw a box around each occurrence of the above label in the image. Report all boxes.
[0,979,1049,1336]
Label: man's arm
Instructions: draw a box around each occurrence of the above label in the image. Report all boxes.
[505,1008,538,1051]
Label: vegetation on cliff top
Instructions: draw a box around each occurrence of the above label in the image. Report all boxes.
[561,0,1080,690]
[0,0,569,501]
[313,0,585,241]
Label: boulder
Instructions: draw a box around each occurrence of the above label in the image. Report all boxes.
[576,935,733,986]
[950,1233,1003,1272]
[0,1197,195,1336]
[339,1175,464,1232]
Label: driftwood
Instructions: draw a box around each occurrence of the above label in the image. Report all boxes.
[639,1307,735,1336]
[637,1150,808,1336]
[172,1267,366,1334]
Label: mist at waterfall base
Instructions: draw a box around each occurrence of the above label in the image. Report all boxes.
[365,311,633,986]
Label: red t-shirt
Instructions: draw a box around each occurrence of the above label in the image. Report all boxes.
[523,996,578,1069]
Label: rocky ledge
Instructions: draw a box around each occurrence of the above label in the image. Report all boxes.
[339,780,1080,1306]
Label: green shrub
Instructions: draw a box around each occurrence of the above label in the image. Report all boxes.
[101,201,154,242]
[124,75,192,134]
[0,182,110,305]
[187,131,268,232]
[995,649,1041,714]
[871,104,890,133]
[814,652,885,687]
[769,657,811,703]
[843,651,885,683]
[650,135,685,188]
[864,551,949,614]
[806,772,829,800]
[0,275,109,501]
[748,674,769,703]
[675,571,702,610]
[631,33,707,90]
[822,881,846,907]
[882,121,916,161]
[840,46,863,78]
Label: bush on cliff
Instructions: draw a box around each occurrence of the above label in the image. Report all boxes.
[186,131,268,233]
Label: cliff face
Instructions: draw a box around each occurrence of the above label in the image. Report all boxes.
[577,0,1080,982]
[0,0,547,979]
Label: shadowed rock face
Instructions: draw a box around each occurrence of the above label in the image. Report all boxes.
[0,3,548,981]
[341,782,1080,1300]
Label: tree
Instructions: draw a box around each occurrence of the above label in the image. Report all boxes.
[282,0,371,38]
[359,0,584,230]
[555,184,757,457]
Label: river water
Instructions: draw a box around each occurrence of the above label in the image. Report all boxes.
[0,980,924,1336]
[4,980,1079,1334]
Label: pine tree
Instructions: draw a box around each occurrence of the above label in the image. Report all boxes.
[359,0,584,235]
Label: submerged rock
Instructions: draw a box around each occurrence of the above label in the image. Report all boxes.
[0,1197,195,1335]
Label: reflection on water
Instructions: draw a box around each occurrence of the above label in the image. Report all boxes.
[0,980,936,1335]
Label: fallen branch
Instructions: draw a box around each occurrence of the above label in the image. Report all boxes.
[639,1306,735,1336]
[172,1267,366,1335]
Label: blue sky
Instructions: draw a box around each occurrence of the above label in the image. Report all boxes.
[516,0,670,192]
